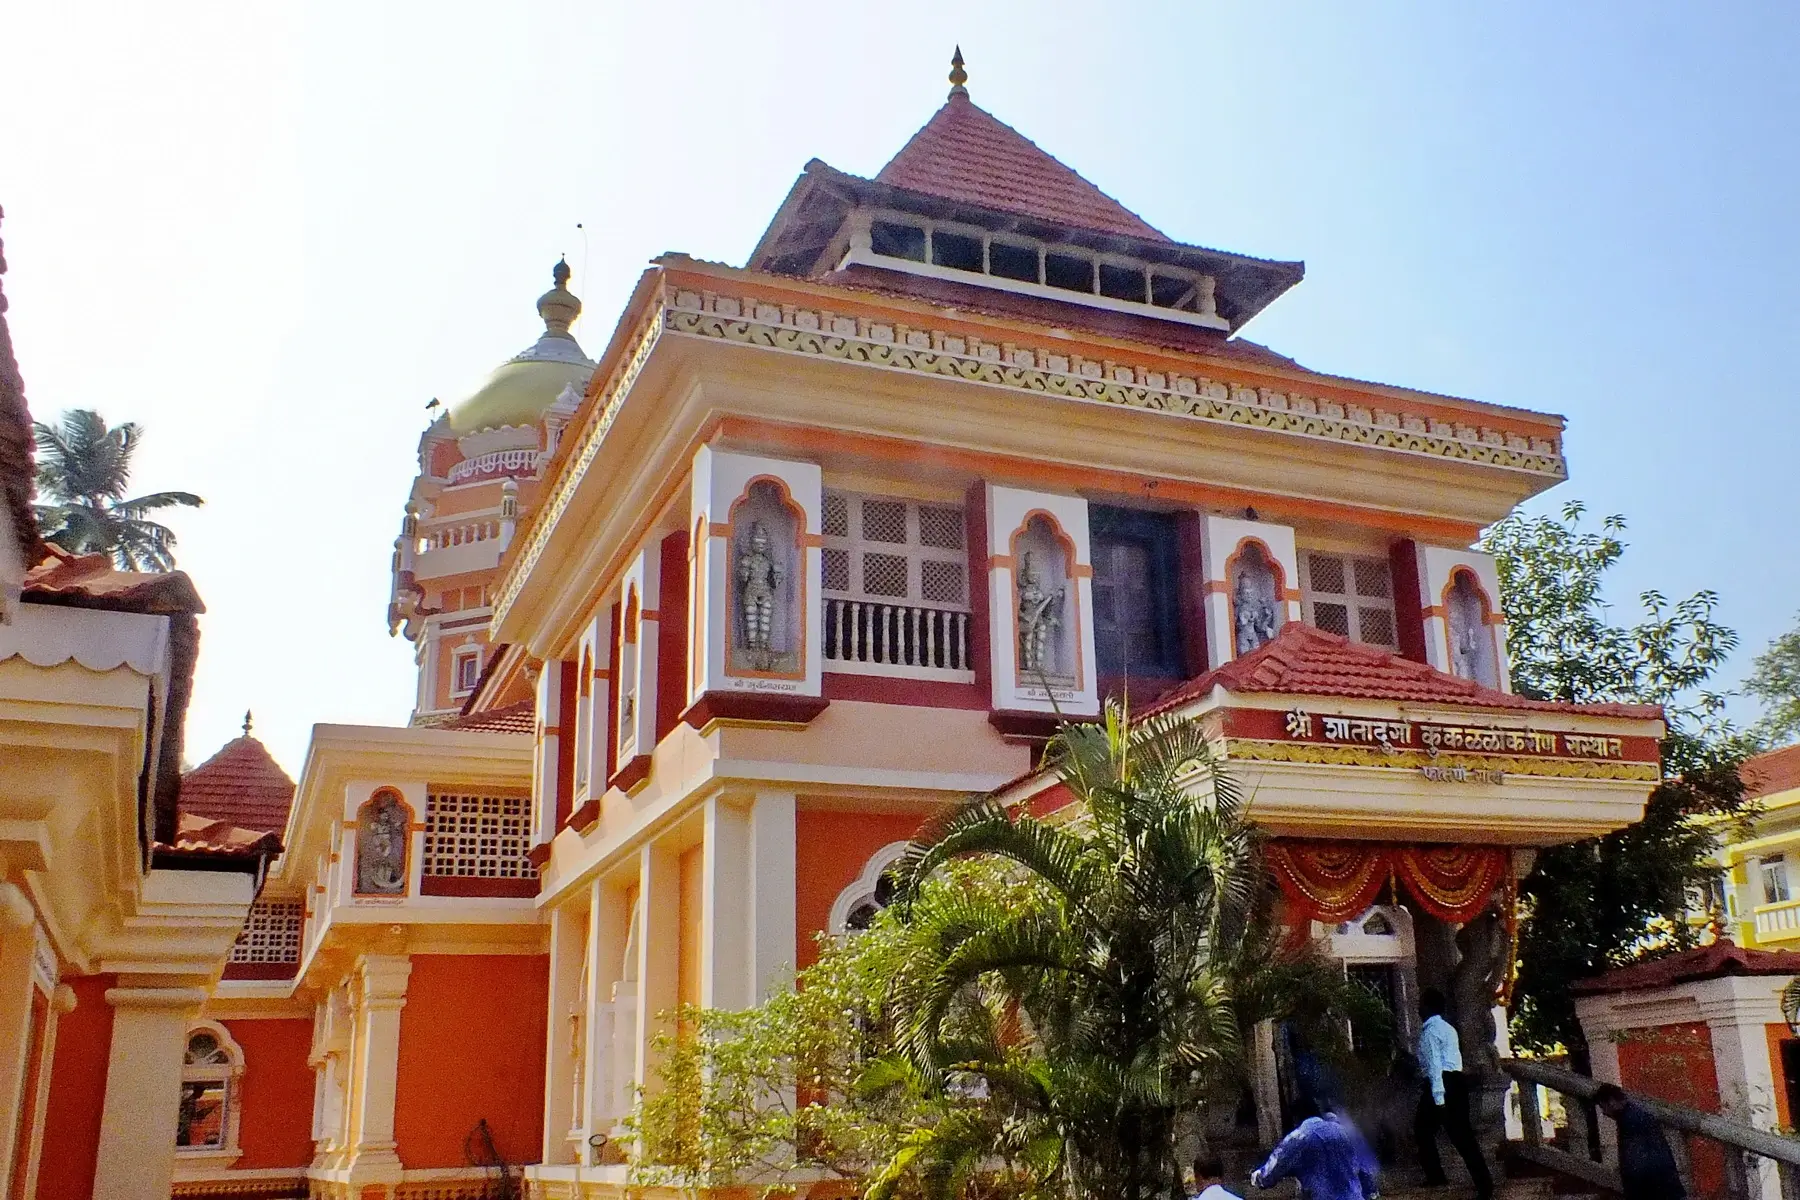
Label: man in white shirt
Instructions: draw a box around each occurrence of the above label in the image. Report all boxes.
[1192,1152,1242,1200]
[1415,988,1492,1200]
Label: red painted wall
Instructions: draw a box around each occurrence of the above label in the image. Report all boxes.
[33,975,114,1200]
[794,810,930,969]
[222,1018,314,1170]
[1616,1021,1725,1197]
[392,955,548,1170]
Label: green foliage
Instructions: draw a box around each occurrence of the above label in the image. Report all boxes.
[1482,502,1753,1056]
[1745,617,1800,747]
[881,704,1359,1200]
[631,708,1363,1200]
[32,408,202,570]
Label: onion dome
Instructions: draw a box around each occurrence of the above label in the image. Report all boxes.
[446,259,597,434]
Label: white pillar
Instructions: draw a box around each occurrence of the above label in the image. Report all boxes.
[634,844,680,1098]
[542,901,585,1164]
[701,796,751,1011]
[747,790,797,1003]
[343,954,411,1179]
[0,890,38,1189]
[93,984,207,1200]
[588,875,633,1134]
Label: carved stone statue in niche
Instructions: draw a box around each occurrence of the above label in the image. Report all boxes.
[355,793,408,894]
[1232,546,1280,655]
[1447,572,1497,687]
[736,520,784,670]
[1016,551,1066,676]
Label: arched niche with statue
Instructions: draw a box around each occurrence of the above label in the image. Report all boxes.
[1446,569,1499,688]
[728,479,803,677]
[1011,514,1077,690]
[1229,540,1282,656]
[354,789,412,896]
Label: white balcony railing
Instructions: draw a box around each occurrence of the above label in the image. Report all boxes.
[824,596,973,681]
[1754,897,1800,940]
[423,519,502,551]
[446,447,542,485]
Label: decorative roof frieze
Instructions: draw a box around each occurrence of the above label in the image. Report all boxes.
[661,287,1565,475]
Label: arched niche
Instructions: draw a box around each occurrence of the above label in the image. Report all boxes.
[1445,569,1499,688]
[1228,539,1282,656]
[354,789,412,896]
[1011,513,1077,688]
[828,841,912,934]
[727,478,803,676]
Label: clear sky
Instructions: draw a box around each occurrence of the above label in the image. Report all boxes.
[3,3,1796,774]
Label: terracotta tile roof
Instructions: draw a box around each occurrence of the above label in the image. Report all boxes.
[1146,622,1664,721]
[157,811,282,859]
[440,699,534,735]
[0,207,41,572]
[875,95,1169,242]
[1572,940,1800,995]
[24,544,205,612]
[1743,743,1800,801]
[180,732,296,836]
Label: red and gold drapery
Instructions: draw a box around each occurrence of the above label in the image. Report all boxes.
[1267,840,1510,925]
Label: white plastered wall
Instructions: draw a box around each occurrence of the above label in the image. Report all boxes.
[985,483,1098,716]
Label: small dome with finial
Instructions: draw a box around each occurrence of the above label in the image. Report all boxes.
[446,258,597,434]
[948,46,968,100]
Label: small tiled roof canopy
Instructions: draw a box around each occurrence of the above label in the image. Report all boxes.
[180,728,297,836]
[1572,941,1800,995]
[441,698,534,735]
[1146,622,1664,720]
[0,206,43,570]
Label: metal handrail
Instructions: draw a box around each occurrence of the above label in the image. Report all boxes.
[1504,1057,1800,1166]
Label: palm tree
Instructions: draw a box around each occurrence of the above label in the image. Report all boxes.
[876,703,1362,1200]
[32,409,202,571]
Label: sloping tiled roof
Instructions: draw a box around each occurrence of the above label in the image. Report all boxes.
[876,94,1169,242]
[1147,622,1664,721]
[1743,743,1800,801]
[0,206,41,572]
[440,699,534,735]
[157,811,282,860]
[24,543,205,611]
[181,732,296,835]
[1572,941,1800,995]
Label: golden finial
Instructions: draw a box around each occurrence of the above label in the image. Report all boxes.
[948,46,968,99]
[537,257,581,338]
[242,710,253,737]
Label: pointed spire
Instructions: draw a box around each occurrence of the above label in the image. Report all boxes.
[948,46,968,100]
[242,710,253,737]
[536,257,581,339]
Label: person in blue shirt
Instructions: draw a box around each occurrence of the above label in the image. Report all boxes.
[1595,1084,1686,1200]
[1415,988,1493,1200]
[1250,1103,1380,1200]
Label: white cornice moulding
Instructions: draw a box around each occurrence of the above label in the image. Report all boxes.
[0,604,170,674]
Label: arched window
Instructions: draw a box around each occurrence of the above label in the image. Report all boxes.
[1446,570,1499,688]
[177,1024,244,1159]
[828,842,911,934]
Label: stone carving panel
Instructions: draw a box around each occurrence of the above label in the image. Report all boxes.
[1231,542,1281,656]
[355,791,409,896]
[1447,571,1499,688]
[1013,515,1076,689]
[729,480,801,676]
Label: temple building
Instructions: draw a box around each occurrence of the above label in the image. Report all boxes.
[9,56,1714,1200]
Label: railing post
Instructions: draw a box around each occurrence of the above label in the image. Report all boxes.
[1518,1081,1542,1149]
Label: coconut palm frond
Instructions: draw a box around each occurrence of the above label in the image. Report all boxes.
[30,410,200,570]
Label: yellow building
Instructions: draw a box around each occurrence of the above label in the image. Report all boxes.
[1717,745,1800,949]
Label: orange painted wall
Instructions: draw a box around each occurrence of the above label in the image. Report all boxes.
[794,810,930,969]
[392,955,548,1171]
[222,1018,314,1170]
[678,846,703,1009]
[1616,1021,1725,1197]
[33,975,114,1200]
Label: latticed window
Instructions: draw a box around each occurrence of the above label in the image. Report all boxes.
[228,898,302,965]
[1300,551,1397,650]
[422,791,531,878]
[822,491,973,673]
